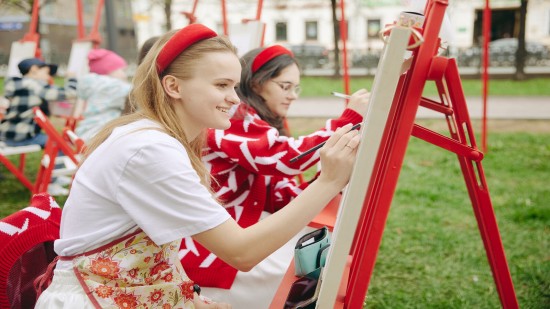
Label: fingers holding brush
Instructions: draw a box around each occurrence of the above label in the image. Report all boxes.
[317,124,361,189]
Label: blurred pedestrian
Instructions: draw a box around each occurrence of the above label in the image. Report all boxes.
[75,49,131,142]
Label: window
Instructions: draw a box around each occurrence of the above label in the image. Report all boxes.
[367,19,381,38]
[276,22,287,41]
[305,21,318,40]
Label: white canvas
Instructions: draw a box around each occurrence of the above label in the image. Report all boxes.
[316,27,411,308]
[228,20,265,57]
[6,41,37,78]
[67,41,93,77]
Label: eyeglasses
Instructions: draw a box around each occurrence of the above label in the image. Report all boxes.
[271,81,302,96]
[284,267,323,309]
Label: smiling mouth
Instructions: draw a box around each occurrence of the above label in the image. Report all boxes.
[216,107,229,113]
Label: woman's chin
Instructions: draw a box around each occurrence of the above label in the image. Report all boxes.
[213,121,232,130]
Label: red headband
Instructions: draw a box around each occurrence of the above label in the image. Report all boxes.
[156,24,218,74]
[251,45,294,73]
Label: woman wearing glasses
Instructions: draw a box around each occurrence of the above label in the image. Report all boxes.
[179,45,369,308]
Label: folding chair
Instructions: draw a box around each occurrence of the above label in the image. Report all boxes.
[0,143,43,192]
[33,107,85,194]
[0,108,85,195]
[50,98,87,132]
[0,193,61,309]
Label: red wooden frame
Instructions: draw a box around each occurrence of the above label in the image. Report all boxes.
[270,1,518,308]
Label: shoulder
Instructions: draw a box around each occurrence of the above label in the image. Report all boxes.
[113,119,185,155]
[89,119,189,171]
[78,73,130,93]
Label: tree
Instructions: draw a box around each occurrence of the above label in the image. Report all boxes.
[514,0,528,80]
[0,0,56,50]
[0,0,56,15]
[145,0,173,31]
[0,0,35,14]
[331,0,340,78]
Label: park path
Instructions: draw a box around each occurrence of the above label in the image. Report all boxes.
[288,96,550,119]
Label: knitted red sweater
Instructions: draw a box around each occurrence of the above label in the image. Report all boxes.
[180,104,362,289]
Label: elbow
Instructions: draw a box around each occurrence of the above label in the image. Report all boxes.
[224,255,257,272]
[235,264,255,273]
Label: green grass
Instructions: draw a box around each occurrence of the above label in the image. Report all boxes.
[299,76,550,97]
[2,77,550,97]
[288,119,549,309]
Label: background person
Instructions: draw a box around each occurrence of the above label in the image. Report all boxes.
[0,58,78,195]
[0,58,77,148]
[180,44,369,308]
[34,24,361,308]
[75,48,131,142]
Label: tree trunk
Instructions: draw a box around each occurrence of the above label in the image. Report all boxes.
[164,0,172,31]
[514,0,528,80]
[331,0,340,78]
[104,0,118,52]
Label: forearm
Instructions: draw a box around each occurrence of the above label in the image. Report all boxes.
[244,177,341,258]
[194,177,341,271]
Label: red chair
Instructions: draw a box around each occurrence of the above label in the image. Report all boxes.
[33,107,84,194]
[0,109,85,195]
[0,193,61,309]
[0,143,43,192]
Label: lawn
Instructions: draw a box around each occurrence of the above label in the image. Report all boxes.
[2,77,550,98]
[298,76,550,97]
[1,74,549,307]
[286,118,550,309]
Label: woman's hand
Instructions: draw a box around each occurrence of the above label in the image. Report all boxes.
[317,123,361,190]
[346,88,370,116]
[193,293,232,308]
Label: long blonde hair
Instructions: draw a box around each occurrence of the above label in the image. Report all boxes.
[83,29,237,188]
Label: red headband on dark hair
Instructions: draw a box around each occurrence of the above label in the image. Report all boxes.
[251,45,294,73]
[156,24,217,74]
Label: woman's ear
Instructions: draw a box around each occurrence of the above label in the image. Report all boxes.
[162,75,182,99]
[251,82,262,94]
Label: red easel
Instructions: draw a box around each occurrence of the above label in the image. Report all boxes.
[75,0,104,47]
[271,1,518,308]
[21,0,41,58]
[347,1,518,308]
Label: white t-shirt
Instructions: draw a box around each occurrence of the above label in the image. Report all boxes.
[55,119,231,265]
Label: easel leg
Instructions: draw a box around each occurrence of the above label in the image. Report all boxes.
[443,61,519,309]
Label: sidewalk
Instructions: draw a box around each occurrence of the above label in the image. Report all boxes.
[288,96,550,119]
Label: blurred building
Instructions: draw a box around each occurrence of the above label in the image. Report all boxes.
[1,0,548,70]
[132,0,550,55]
[0,0,137,68]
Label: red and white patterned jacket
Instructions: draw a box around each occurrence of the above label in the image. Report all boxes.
[180,103,362,288]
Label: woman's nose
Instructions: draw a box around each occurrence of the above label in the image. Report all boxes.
[227,90,240,105]
[287,91,298,100]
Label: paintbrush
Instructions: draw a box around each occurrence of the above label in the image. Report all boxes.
[331,91,352,99]
[289,123,361,163]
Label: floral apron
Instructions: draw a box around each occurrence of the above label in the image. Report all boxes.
[59,230,196,309]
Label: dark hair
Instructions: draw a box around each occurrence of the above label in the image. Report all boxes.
[138,36,160,64]
[237,47,299,136]
[122,36,161,115]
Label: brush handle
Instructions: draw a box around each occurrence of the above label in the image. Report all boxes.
[331,91,352,99]
[289,123,361,163]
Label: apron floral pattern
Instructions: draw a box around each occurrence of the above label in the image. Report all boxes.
[62,230,196,309]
